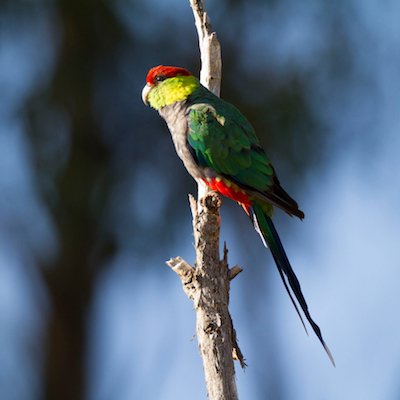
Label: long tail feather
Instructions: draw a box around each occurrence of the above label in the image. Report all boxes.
[250,202,335,366]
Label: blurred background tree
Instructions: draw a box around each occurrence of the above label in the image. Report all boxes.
[1,0,400,399]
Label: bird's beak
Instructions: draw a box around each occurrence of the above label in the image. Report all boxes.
[142,83,152,106]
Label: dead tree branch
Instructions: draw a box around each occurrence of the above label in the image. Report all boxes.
[166,3,245,398]
[167,193,244,400]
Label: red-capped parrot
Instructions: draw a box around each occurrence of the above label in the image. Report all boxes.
[142,65,334,365]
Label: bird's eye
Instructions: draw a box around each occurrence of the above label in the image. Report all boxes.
[154,75,166,83]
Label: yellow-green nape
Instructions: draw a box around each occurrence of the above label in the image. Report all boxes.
[148,75,199,110]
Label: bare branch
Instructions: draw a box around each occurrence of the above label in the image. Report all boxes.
[189,0,222,96]
[229,265,243,281]
[166,2,244,399]
[169,193,241,399]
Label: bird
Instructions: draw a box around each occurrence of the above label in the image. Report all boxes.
[142,65,334,365]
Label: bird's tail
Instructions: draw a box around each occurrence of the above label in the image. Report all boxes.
[250,202,335,366]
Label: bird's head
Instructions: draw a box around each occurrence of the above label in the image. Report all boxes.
[142,65,198,110]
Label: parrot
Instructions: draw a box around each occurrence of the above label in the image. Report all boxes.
[142,65,334,365]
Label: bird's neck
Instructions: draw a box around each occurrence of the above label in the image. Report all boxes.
[148,75,199,110]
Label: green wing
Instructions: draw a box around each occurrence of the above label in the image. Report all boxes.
[187,101,275,191]
[187,97,304,218]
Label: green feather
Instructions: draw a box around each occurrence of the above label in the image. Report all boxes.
[187,86,274,192]
[251,202,335,366]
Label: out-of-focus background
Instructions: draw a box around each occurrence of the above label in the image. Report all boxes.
[1,0,400,399]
